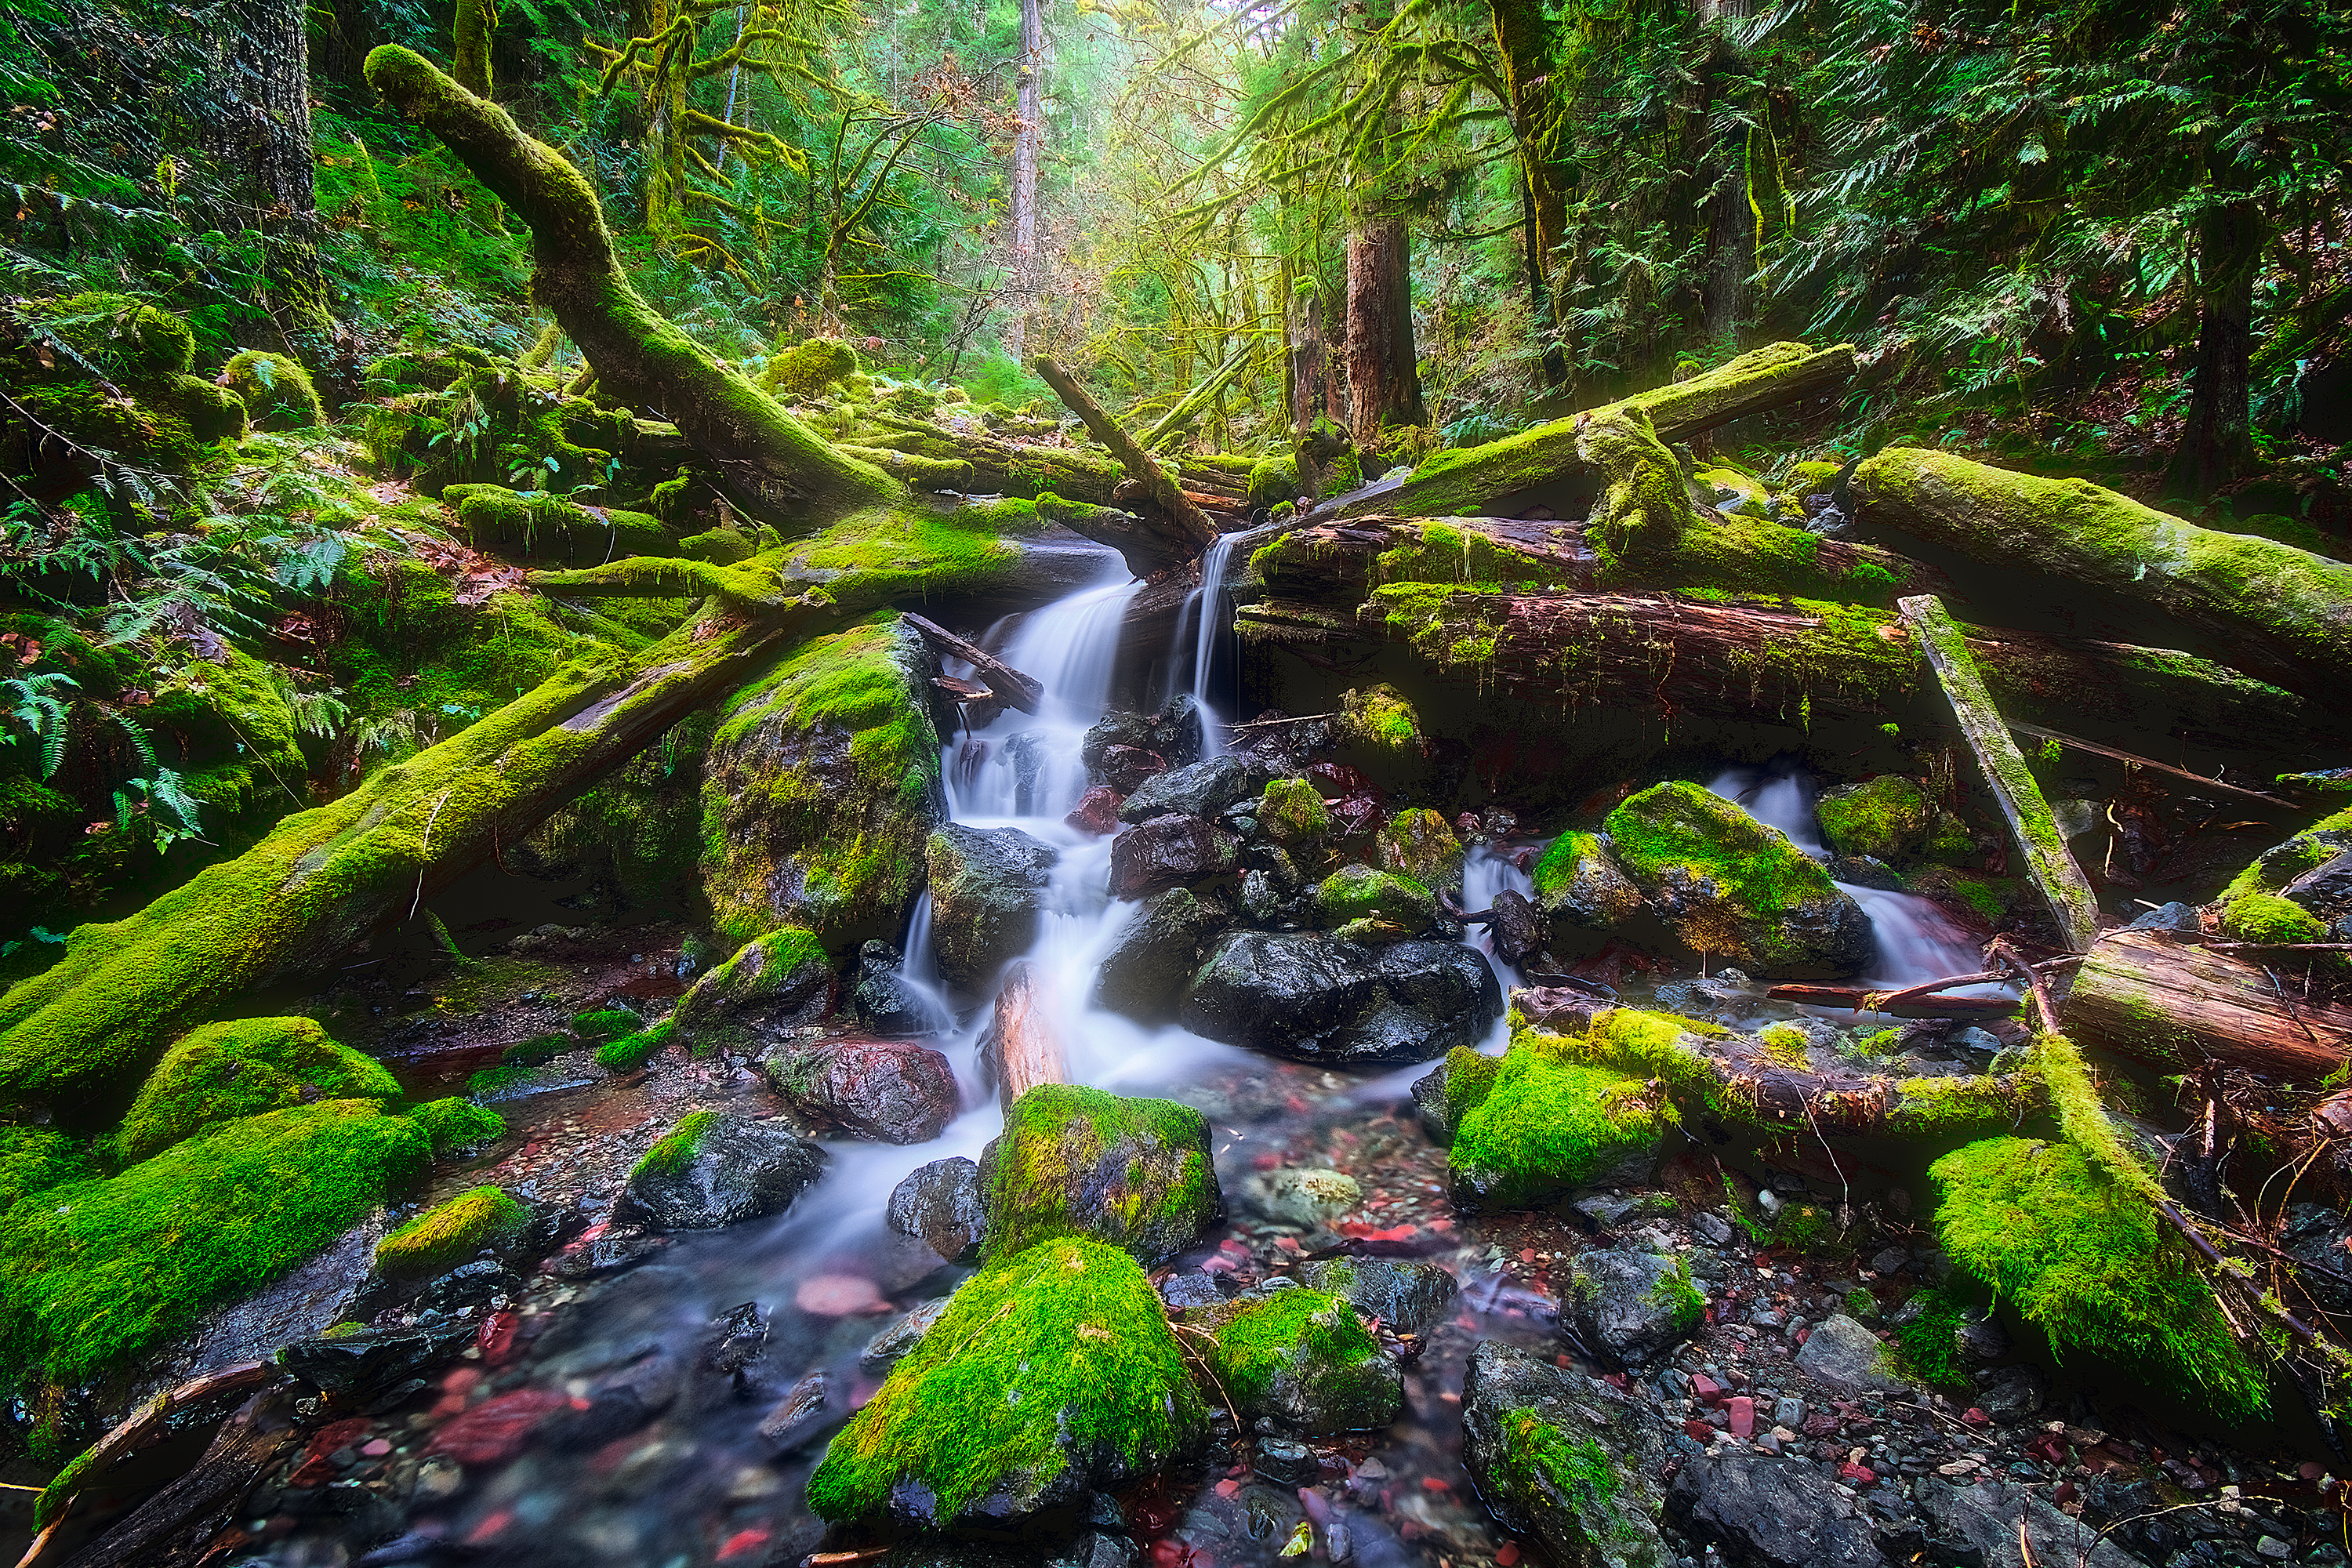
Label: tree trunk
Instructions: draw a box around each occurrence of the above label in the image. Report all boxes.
[1698,0,1754,348]
[1032,354,1219,569]
[51,1390,297,1568]
[1488,0,1571,390]
[2063,930,2352,1081]
[224,0,336,369]
[2170,196,2263,501]
[454,0,498,96]
[1004,0,1045,358]
[1289,279,1328,437]
[1344,213,1425,449]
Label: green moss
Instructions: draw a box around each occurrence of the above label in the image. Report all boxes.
[1767,1200,1841,1254]
[1644,1254,1706,1330]
[451,485,669,565]
[1817,776,1933,862]
[2220,805,2352,902]
[635,1109,721,1181]
[807,1236,1203,1523]
[1497,1408,1624,1533]
[0,1127,88,1218]
[1449,1036,1675,1207]
[0,1100,431,1388]
[2220,892,2327,946]
[1338,684,1421,751]
[760,336,861,398]
[1376,807,1463,889]
[1441,1045,1503,1125]
[116,1016,400,1162]
[408,1096,506,1151]
[1247,455,1301,510]
[375,1184,527,1275]
[570,1006,641,1042]
[223,350,325,431]
[983,1084,1216,1265]
[1197,1287,1395,1427]
[596,1016,673,1072]
[24,292,195,378]
[1259,778,1333,849]
[1370,521,1584,592]
[1314,864,1436,931]
[1606,781,1838,919]
[1887,1286,1974,1388]
[1758,1023,1811,1069]
[1929,1134,2265,1417]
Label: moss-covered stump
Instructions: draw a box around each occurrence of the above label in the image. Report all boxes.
[447,484,669,565]
[223,349,325,430]
[1312,863,1437,939]
[615,1110,827,1231]
[670,927,833,1052]
[808,1236,1207,1531]
[375,1184,528,1276]
[1461,1340,1670,1568]
[1929,1135,2264,1418]
[1815,775,1970,866]
[924,824,1058,990]
[1531,833,1646,931]
[0,1100,433,1386]
[116,1016,400,1162]
[701,613,945,952]
[1605,782,1872,978]
[1436,1035,1677,1209]
[1185,1286,1403,1432]
[979,1084,1220,1267]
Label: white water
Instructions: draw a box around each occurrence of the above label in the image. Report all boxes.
[1164,532,1243,757]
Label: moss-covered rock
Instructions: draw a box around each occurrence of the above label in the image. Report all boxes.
[1531,832,1648,930]
[1186,1287,1403,1432]
[1247,453,1301,511]
[618,1109,827,1230]
[672,927,833,1051]
[702,614,946,953]
[2219,891,2327,945]
[1442,1034,1677,1209]
[4,294,241,476]
[1817,775,1969,865]
[924,822,1057,989]
[1604,782,1873,978]
[1338,684,1421,753]
[447,483,669,565]
[0,1100,433,1386]
[0,1127,87,1219]
[1461,1341,1669,1568]
[23,292,194,378]
[223,350,325,430]
[808,1236,1206,1529]
[760,336,862,399]
[375,1184,528,1275]
[1258,777,1333,855]
[1312,863,1437,936]
[980,1084,1220,1267]
[408,1096,506,1151]
[117,1015,400,1162]
[1376,807,1464,891]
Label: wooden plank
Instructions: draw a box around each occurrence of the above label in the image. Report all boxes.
[1900,593,2103,952]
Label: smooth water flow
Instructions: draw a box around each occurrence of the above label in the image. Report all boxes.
[1165,532,1243,757]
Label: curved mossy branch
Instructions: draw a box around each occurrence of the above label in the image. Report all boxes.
[361,45,898,528]
[529,554,795,609]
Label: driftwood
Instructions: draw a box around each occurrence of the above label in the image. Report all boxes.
[1763,983,2020,1021]
[985,960,1066,1110]
[1902,594,2103,952]
[48,1390,296,1568]
[2005,721,2296,808]
[1032,354,1218,571]
[902,612,1044,713]
[2061,928,2352,1081]
[30,1361,278,1534]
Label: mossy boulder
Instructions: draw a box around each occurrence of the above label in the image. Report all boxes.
[1461,1341,1670,1568]
[980,1084,1221,1267]
[1247,454,1301,511]
[409,1097,506,1151]
[924,822,1058,989]
[1185,1286,1403,1432]
[1338,683,1421,752]
[1817,775,1969,865]
[1565,1247,1706,1367]
[0,1099,434,1385]
[702,614,947,953]
[1312,862,1436,937]
[117,1016,400,1162]
[4,294,242,474]
[617,1110,828,1231]
[1376,807,1464,891]
[1531,832,1647,930]
[1258,777,1333,856]
[1439,1034,1677,1209]
[672,927,834,1050]
[807,1236,1207,1530]
[223,349,325,430]
[447,484,669,565]
[0,1127,88,1218]
[2219,891,2327,946]
[25,292,195,377]
[761,336,862,399]
[1604,782,1873,978]
[375,1185,528,1276]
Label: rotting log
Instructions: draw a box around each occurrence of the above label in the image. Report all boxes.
[362,46,897,528]
[1856,448,2352,703]
[902,612,1043,713]
[985,960,1065,1110]
[1963,627,2314,763]
[44,1389,296,1568]
[1335,341,1857,521]
[2062,929,2352,1081]
[1902,594,2103,951]
[1032,354,1218,572]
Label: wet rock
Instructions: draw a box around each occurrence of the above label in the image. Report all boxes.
[761,1036,960,1143]
[853,941,938,1036]
[1101,744,1169,793]
[1107,813,1240,898]
[887,1156,987,1264]
[1312,863,1438,938]
[1921,1479,2141,1568]
[1065,785,1125,836]
[701,1301,769,1377]
[1374,808,1465,891]
[1483,888,1546,964]
[2126,900,2201,933]
[1563,1248,1704,1367]
[1298,1257,1457,1334]
[861,1298,950,1369]
[426,1386,573,1465]
[1606,782,1875,978]
[1160,1271,1228,1311]
[981,1083,1221,1266]
[412,1259,521,1315]
[1794,1313,1915,1396]
[545,1346,682,1450]
[1003,730,1054,813]
[280,1320,475,1408]
[1531,832,1648,931]
[1955,1317,2009,1360]
[1573,1192,1679,1230]
[1186,1286,1403,1432]
[757,1370,830,1454]
[1083,698,1203,782]
[1240,1167,1362,1229]
[1179,931,1501,1067]
[1973,1363,2045,1423]
[169,1209,390,1381]
[926,823,1058,989]
[1091,886,1232,1023]
[1117,754,1271,824]
[546,1227,669,1279]
[1254,1436,1321,1487]
[1461,1341,1670,1568]
[2286,850,2352,919]
[615,1113,827,1231]
[673,927,836,1046]
[1827,854,1904,891]
[1666,1452,1887,1568]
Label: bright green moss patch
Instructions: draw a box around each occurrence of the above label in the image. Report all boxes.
[1449,1037,1675,1207]
[807,1236,1203,1524]
[635,1109,721,1180]
[1888,1286,1974,1388]
[223,350,325,430]
[1644,1255,1706,1330]
[1531,832,1602,902]
[760,336,860,397]
[570,1007,642,1042]
[1376,808,1463,889]
[1817,776,1933,862]
[983,1084,1217,1265]
[1605,782,1837,919]
[408,1097,506,1151]
[0,1100,431,1388]
[0,1128,88,1218]
[2220,893,2326,946]
[1371,521,1583,591]
[1259,778,1333,849]
[1338,684,1422,751]
[1314,863,1436,931]
[1758,1023,1810,1069]
[596,1016,673,1072]
[1499,1407,1623,1519]
[116,1016,400,1162]
[1929,1135,2265,1418]
[2221,805,2352,902]
[376,1184,527,1275]
[1196,1287,1397,1428]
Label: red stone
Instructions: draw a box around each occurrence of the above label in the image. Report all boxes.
[1065,785,1125,836]
[287,1417,375,1486]
[1495,1546,1522,1567]
[1961,1406,1990,1426]
[717,1529,771,1561]
[1690,1373,1723,1406]
[1420,1477,1451,1492]
[1683,1420,1717,1442]
[478,1311,520,1367]
[426,1388,571,1466]
[1838,1462,1876,1485]
[1724,1396,1755,1439]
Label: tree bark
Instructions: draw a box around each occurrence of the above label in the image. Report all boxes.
[223,0,337,368]
[1698,0,1755,349]
[1288,278,1327,437]
[1344,213,1426,448]
[364,46,899,528]
[2169,196,2263,501]
[1004,0,1045,358]
[1488,0,1571,390]
[2062,929,2352,1081]
[984,960,1065,1111]
[1031,354,1219,569]
[52,1390,297,1568]
[454,0,499,96]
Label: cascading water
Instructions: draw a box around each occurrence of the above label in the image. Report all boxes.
[1163,532,1243,758]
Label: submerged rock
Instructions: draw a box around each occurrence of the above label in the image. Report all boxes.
[1297,1256,1457,1335]
[1179,931,1501,1066]
[760,1036,960,1144]
[1461,1341,1670,1568]
[980,1084,1221,1266]
[615,1112,826,1231]
[1563,1248,1705,1367]
[1106,813,1239,898]
[926,823,1058,989]
[1240,1167,1362,1230]
[887,1156,987,1264]
[1090,886,1232,1023]
[1185,1286,1403,1432]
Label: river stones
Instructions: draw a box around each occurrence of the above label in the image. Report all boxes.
[979,1084,1220,1267]
[1667,1452,1886,1568]
[1116,753,1271,824]
[1178,931,1501,1066]
[615,1112,826,1231]
[760,1036,960,1144]
[1563,1248,1706,1367]
[925,824,1058,989]
[1461,1340,1671,1568]
[887,1156,986,1263]
[1090,886,1232,1023]
[1297,1256,1457,1335]
[1105,814,1239,898]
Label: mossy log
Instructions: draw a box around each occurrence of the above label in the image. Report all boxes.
[1334,341,1857,521]
[1033,354,1219,573]
[1139,341,1253,450]
[362,46,898,528]
[2061,929,2352,1081]
[1855,448,2352,702]
[1902,594,2103,952]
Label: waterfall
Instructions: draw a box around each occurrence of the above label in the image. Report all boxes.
[1164,530,1243,757]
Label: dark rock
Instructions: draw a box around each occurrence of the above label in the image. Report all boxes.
[165,1210,389,1383]
[701,1301,770,1377]
[1955,1318,2010,1360]
[2126,901,2201,933]
[1298,1257,1457,1334]
[762,1036,960,1143]
[673,927,835,1044]
[1117,755,1271,825]
[1254,1436,1320,1487]
[926,823,1058,989]
[1178,931,1501,1066]
[854,941,939,1036]
[546,1228,670,1279]
[1827,854,1904,891]
[1974,1363,2045,1423]
[1563,1249,1703,1367]
[1160,1271,1227,1311]
[1461,1341,1670,1568]
[615,1114,827,1231]
[887,1156,987,1263]
[2286,850,2352,919]
[1101,745,1169,793]
[1410,1057,1461,1145]
[1082,710,1156,774]
[1004,730,1054,814]
[1667,1452,1888,1568]
[1534,834,1646,930]
[1794,1314,1914,1396]
[281,1320,475,1406]
[1573,1192,1679,1230]
[545,1347,681,1450]
[1065,785,1125,836]
[1107,814,1240,898]
[758,1370,830,1454]
[861,1298,949,1369]
[1091,887,1232,1022]
[1921,1479,2142,1568]
[412,1259,521,1315]
[1514,985,1609,1035]
[1484,888,1545,964]
[2282,1202,2352,1315]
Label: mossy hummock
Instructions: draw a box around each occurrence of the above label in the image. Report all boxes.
[116,1015,400,1162]
[1443,1034,1676,1209]
[981,1083,1220,1267]
[1376,807,1464,891]
[1816,775,1970,866]
[1190,1287,1402,1432]
[223,350,325,430]
[1313,863,1438,935]
[375,1184,528,1275]
[1530,832,1647,930]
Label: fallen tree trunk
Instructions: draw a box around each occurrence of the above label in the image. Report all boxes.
[363,47,898,528]
[32,1361,278,1533]
[902,612,1044,713]
[1854,448,2352,703]
[1903,593,2103,952]
[1335,340,1857,521]
[2061,929,2352,1080]
[1033,354,1219,573]
[1140,341,1253,450]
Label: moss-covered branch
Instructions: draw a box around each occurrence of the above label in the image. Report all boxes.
[528,554,795,608]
